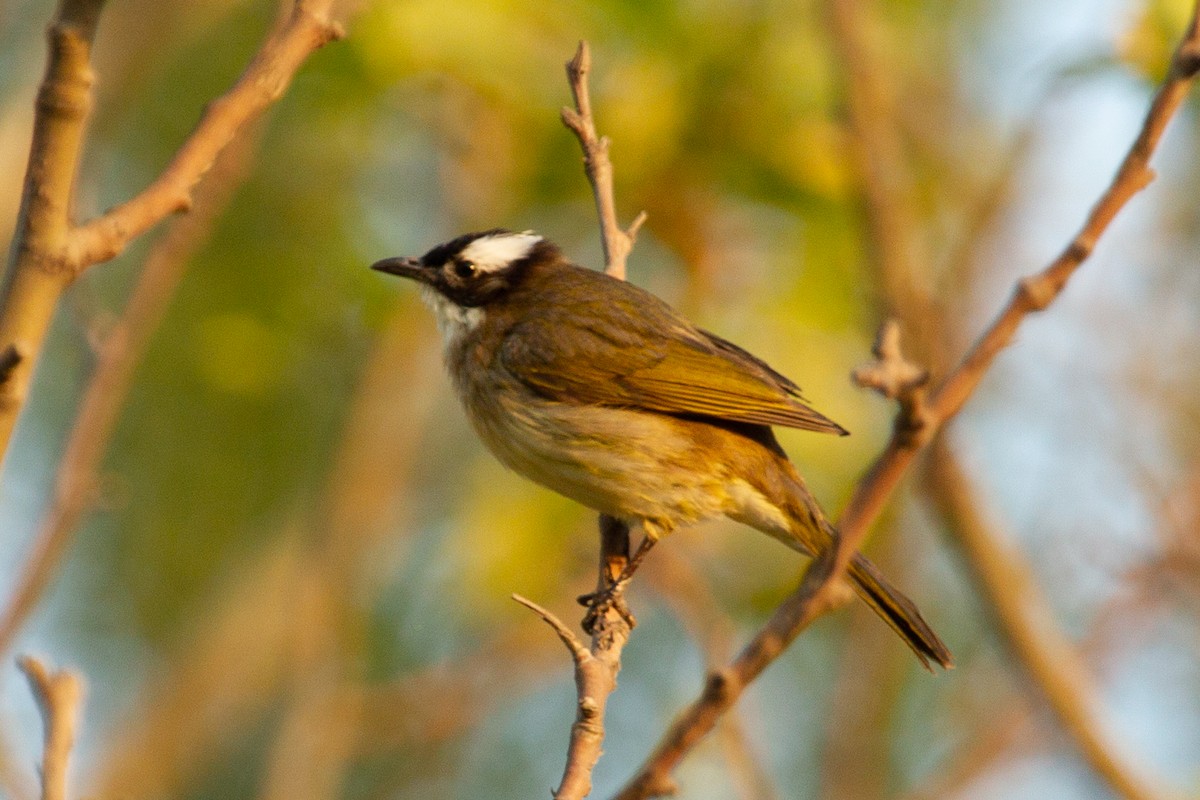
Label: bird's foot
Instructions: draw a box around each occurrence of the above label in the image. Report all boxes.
[577,583,636,634]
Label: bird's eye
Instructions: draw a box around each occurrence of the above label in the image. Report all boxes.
[455,260,478,278]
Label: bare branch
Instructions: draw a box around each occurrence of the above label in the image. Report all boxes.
[0,131,263,659]
[18,656,84,800]
[68,3,343,267]
[512,594,589,663]
[561,41,647,279]
[615,2,1200,795]
[0,0,345,487]
[519,42,654,800]
[0,0,106,482]
[833,0,1200,574]
[851,319,931,447]
[516,530,634,800]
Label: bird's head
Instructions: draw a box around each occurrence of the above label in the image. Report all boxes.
[371,229,557,309]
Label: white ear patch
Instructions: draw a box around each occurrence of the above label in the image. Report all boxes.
[460,232,543,273]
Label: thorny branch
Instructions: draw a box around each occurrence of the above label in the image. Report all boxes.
[614,3,1200,797]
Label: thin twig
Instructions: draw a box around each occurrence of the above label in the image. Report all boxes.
[516,41,649,800]
[613,4,1200,796]
[18,656,84,800]
[836,0,1200,573]
[0,0,343,482]
[514,589,629,800]
[829,2,1189,797]
[67,2,344,267]
[561,40,647,279]
[0,129,263,659]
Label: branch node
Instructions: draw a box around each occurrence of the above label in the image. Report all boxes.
[579,696,600,719]
[703,668,738,703]
[18,655,84,800]
[560,106,583,132]
[853,321,932,447]
[1064,237,1094,265]
[0,344,25,386]
[1017,274,1057,312]
[852,319,929,399]
[566,40,590,83]
[1176,41,1200,77]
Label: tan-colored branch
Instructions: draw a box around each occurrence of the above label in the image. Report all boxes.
[0,0,343,482]
[615,549,843,800]
[515,41,652,800]
[615,4,1200,796]
[0,0,105,481]
[68,2,343,267]
[17,656,84,800]
[837,0,1200,565]
[561,40,647,279]
[0,131,262,659]
[925,443,1184,800]
[514,591,629,800]
[833,1,1197,797]
[851,319,931,445]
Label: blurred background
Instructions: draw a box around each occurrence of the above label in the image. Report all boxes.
[0,0,1198,798]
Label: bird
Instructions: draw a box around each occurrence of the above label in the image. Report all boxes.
[371,229,952,669]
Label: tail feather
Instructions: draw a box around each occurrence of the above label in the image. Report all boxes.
[746,452,953,669]
[773,469,953,669]
[847,553,954,670]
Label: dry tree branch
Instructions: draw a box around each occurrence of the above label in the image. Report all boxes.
[826,2,1188,797]
[17,656,84,800]
[834,0,1200,542]
[509,40,651,800]
[68,2,344,266]
[513,593,629,800]
[0,130,263,659]
[561,40,647,280]
[0,0,343,481]
[0,0,106,481]
[615,4,1200,797]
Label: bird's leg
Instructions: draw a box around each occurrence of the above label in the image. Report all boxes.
[579,520,661,634]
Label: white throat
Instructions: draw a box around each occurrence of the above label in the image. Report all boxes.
[420,285,484,351]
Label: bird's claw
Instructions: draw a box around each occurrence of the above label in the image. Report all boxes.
[577,584,636,634]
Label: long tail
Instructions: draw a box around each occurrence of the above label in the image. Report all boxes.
[773,467,954,670]
[846,551,954,670]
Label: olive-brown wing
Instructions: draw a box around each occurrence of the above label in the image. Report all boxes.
[499,285,847,435]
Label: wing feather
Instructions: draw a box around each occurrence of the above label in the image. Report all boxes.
[500,268,848,436]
